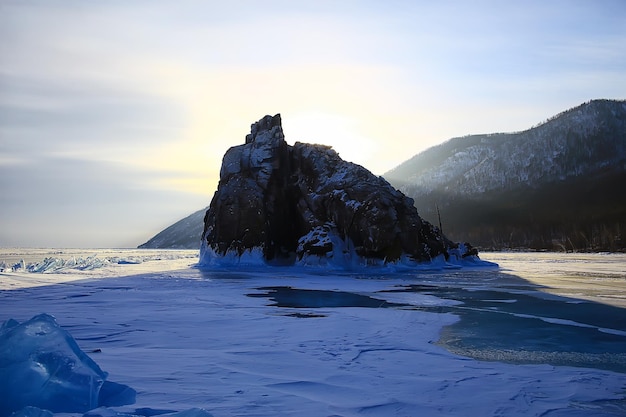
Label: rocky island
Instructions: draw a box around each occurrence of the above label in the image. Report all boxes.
[200,114,481,268]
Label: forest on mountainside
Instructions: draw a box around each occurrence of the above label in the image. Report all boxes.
[387,100,626,252]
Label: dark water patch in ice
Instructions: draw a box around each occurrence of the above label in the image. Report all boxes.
[249,284,626,371]
[248,286,407,309]
[65,293,94,298]
[386,283,626,373]
[132,408,179,417]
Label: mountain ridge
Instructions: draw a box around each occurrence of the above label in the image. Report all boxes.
[385,99,626,195]
[138,208,207,249]
[384,99,626,251]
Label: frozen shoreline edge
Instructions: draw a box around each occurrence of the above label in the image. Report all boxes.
[198,240,499,273]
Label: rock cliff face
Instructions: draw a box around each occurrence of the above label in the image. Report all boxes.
[201,114,473,266]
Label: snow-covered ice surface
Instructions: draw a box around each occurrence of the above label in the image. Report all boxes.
[1,249,626,416]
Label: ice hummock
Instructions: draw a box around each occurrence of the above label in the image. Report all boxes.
[0,255,116,273]
[0,250,198,275]
[0,314,135,417]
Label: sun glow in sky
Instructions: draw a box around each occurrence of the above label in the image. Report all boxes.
[1,0,625,247]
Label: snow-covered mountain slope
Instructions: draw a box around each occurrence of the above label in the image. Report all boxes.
[138,208,207,249]
[384,99,626,251]
[386,99,626,195]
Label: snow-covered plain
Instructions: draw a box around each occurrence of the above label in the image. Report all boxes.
[1,249,625,416]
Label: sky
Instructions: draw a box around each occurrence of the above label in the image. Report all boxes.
[1,0,625,248]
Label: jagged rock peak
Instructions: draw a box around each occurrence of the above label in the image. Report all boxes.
[245,113,284,144]
[201,114,482,268]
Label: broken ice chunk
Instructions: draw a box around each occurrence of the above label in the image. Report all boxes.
[0,314,134,417]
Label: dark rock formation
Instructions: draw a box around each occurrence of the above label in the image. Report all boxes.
[201,114,472,266]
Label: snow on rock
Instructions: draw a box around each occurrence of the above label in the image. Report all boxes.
[201,114,487,268]
[199,240,266,268]
[0,314,135,417]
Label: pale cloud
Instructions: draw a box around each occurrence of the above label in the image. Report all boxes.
[0,156,208,248]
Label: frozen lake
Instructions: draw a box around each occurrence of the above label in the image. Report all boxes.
[1,250,625,416]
